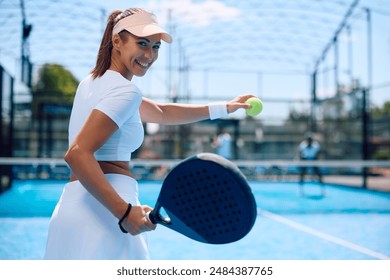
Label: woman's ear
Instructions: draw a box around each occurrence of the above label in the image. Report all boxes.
[112,34,121,51]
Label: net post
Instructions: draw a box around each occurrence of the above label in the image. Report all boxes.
[362,87,369,189]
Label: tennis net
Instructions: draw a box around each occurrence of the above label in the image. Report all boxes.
[1,157,389,192]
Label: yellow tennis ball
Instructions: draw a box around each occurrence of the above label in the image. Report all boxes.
[245,97,263,116]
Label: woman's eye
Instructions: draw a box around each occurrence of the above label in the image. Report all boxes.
[137,41,160,50]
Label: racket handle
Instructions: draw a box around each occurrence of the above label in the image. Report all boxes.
[146,211,157,224]
[146,210,171,225]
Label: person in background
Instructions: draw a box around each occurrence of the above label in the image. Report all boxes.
[213,128,232,159]
[44,8,255,260]
[298,133,325,197]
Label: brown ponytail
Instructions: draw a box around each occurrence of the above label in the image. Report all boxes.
[90,10,122,79]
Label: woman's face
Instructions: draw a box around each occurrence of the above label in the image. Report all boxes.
[112,32,161,79]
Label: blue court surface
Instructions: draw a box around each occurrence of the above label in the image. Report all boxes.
[0,180,389,260]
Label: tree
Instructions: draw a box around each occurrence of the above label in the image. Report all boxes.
[372,101,390,118]
[33,63,78,100]
[32,63,79,115]
[31,64,79,157]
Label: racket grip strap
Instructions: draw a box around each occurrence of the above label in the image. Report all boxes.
[118,203,132,233]
[146,211,157,224]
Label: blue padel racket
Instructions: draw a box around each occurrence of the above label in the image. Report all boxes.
[147,153,257,244]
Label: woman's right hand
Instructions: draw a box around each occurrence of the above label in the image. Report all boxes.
[122,205,157,235]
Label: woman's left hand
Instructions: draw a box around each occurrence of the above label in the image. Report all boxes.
[226,94,257,114]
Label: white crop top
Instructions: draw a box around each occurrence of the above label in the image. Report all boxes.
[68,70,144,161]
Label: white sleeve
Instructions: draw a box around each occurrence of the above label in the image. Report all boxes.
[94,84,142,127]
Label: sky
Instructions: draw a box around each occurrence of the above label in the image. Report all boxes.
[1,0,389,123]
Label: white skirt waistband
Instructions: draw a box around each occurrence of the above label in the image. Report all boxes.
[58,173,139,205]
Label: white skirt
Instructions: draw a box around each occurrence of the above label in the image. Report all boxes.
[44,174,149,260]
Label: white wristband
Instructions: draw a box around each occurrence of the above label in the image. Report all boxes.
[208,101,228,120]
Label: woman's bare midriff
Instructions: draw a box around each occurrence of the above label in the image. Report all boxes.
[69,161,133,181]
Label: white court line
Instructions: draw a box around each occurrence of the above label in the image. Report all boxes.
[259,209,390,260]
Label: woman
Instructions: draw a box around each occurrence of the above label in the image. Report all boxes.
[44,8,254,260]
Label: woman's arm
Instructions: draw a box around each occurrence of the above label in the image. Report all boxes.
[140,94,255,124]
[65,109,155,235]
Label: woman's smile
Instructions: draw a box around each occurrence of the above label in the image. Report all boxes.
[135,59,151,69]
